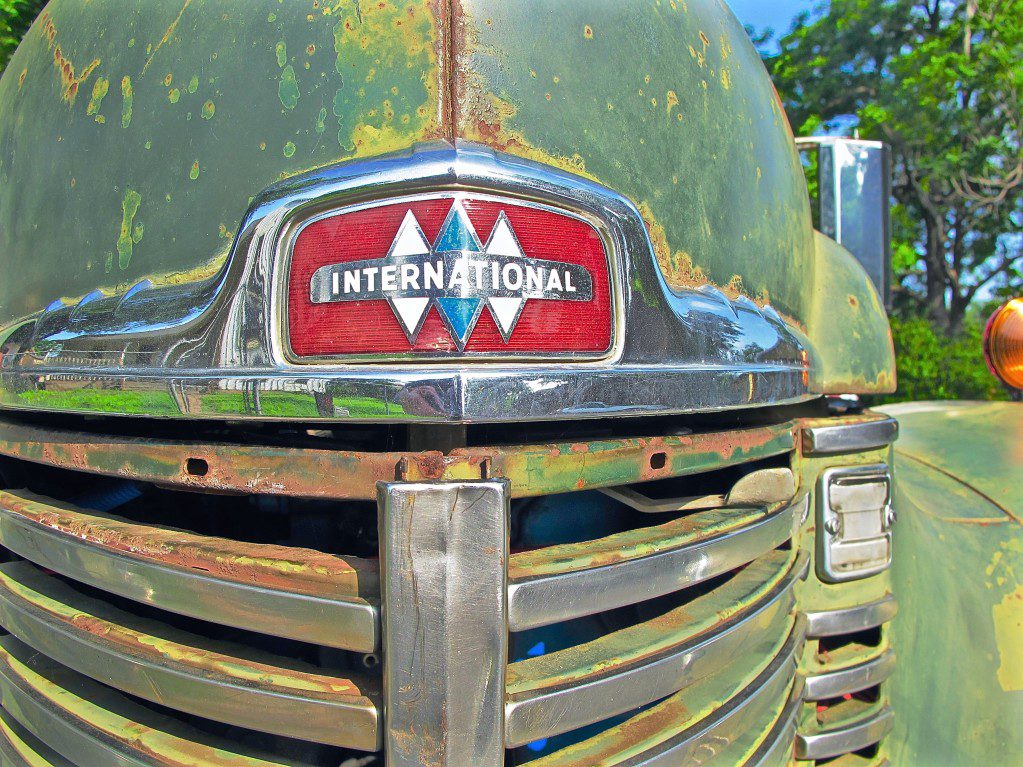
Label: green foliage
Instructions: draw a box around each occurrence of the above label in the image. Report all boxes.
[0,0,44,73]
[877,315,1009,403]
[765,1,1023,336]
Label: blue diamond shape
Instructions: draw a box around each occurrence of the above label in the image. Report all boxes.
[437,297,483,345]
[433,208,481,253]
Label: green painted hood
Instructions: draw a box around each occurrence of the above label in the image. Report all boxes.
[0,0,893,394]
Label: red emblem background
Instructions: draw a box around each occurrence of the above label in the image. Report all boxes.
[286,196,614,358]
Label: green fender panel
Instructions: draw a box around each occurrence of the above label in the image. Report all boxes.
[882,402,1023,765]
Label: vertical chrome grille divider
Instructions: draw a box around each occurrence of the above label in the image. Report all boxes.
[379,479,510,767]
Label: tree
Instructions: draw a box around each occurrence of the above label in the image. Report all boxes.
[764,0,1023,336]
[0,0,45,74]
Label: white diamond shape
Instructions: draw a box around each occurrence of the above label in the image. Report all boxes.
[390,210,431,257]
[488,296,525,340]
[484,213,525,258]
[390,297,431,341]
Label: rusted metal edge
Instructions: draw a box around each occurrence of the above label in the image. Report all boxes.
[528,618,806,767]
[0,490,380,652]
[507,495,807,631]
[795,704,895,761]
[0,706,75,767]
[0,635,315,767]
[0,415,797,500]
[803,650,896,701]
[0,561,381,751]
[505,550,808,746]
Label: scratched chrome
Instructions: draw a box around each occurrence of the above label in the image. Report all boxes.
[802,417,899,455]
[507,495,807,631]
[805,595,898,638]
[0,490,380,652]
[505,551,808,746]
[795,705,895,761]
[379,480,509,767]
[803,649,896,701]
[0,142,811,423]
[0,636,314,767]
[0,561,381,751]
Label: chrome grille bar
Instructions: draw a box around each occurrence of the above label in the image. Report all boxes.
[0,489,379,652]
[803,649,896,701]
[0,561,380,750]
[505,550,808,746]
[508,495,807,631]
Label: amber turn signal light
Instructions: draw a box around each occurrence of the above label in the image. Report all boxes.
[984,298,1023,390]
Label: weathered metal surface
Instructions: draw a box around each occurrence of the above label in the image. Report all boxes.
[878,402,1023,766]
[0,1,895,415]
[505,550,804,746]
[0,489,380,651]
[453,0,894,395]
[0,0,444,325]
[525,620,803,767]
[379,480,509,767]
[0,560,381,750]
[0,635,313,766]
[0,707,74,767]
[803,649,896,701]
[0,414,797,500]
[507,497,805,630]
[805,595,898,639]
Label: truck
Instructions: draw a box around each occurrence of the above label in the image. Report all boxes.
[0,1,1018,766]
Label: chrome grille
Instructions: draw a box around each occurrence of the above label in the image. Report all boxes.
[0,411,897,766]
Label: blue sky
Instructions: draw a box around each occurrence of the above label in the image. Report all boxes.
[725,0,815,38]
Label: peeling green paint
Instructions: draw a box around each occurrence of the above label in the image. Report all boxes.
[315,106,327,134]
[116,190,142,270]
[187,75,199,94]
[188,161,199,181]
[86,76,109,119]
[275,40,287,68]
[168,88,180,103]
[120,76,133,128]
[278,65,300,110]
[283,141,296,158]
[201,100,215,120]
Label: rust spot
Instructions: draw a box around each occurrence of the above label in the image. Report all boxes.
[583,25,594,39]
[142,0,192,76]
[848,294,859,308]
[39,15,102,108]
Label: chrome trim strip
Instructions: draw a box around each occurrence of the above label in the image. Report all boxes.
[803,650,896,700]
[0,561,380,751]
[0,708,74,767]
[0,636,314,767]
[508,495,806,631]
[795,705,895,760]
[505,552,808,746]
[0,494,379,652]
[802,417,898,455]
[0,143,813,424]
[379,481,509,767]
[743,688,801,767]
[806,595,898,638]
[623,624,802,767]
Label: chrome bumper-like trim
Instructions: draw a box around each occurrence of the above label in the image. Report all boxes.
[802,417,898,455]
[803,650,896,701]
[795,705,895,760]
[806,594,898,638]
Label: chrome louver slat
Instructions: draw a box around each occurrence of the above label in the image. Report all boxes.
[0,489,380,652]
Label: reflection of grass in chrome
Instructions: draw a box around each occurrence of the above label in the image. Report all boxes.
[199,392,402,418]
[15,389,180,416]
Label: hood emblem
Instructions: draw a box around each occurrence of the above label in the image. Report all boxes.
[309,202,593,349]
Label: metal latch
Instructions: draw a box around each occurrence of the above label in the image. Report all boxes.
[816,465,894,583]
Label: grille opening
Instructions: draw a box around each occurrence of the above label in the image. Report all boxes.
[815,743,881,765]
[815,685,883,727]
[816,626,883,666]
[3,458,380,559]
